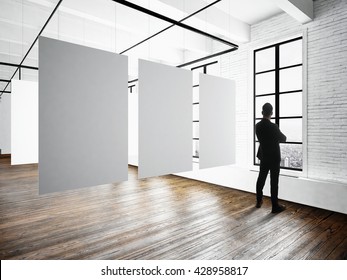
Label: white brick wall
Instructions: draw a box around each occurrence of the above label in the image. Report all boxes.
[220,0,347,183]
[306,0,347,183]
[220,45,249,167]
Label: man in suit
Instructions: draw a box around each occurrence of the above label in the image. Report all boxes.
[255,103,287,213]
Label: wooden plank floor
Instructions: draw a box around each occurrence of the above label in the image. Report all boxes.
[0,157,346,260]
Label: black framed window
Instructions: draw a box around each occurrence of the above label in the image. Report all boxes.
[254,37,303,171]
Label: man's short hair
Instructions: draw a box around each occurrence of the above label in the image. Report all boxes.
[262,103,273,117]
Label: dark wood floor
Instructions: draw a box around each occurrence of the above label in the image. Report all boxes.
[0,157,346,260]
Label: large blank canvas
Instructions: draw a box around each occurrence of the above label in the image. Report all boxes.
[39,37,128,194]
[199,74,236,169]
[139,59,192,178]
[11,80,38,165]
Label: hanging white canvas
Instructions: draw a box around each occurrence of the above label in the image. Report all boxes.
[128,83,138,166]
[199,73,236,169]
[138,59,192,178]
[39,37,128,194]
[11,80,38,165]
[0,94,11,155]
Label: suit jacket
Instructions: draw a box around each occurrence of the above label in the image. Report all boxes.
[256,118,287,163]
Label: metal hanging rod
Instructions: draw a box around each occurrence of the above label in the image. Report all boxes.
[112,0,238,49]
[0,62,39,70]
[191,61,218,71]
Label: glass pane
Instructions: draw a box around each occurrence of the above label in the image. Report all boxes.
[255,95,276,118]
[280,118,302,142]
[193,86,199,103]
[0,64,13,85]
[255,71,275,95]
[192,68,204,85]
[58,13,84,46]
[206,62,219,76]
[193,122,199,138]
[280,92,302,117]
[193,139,199,157]
[280,39,302,68]
[280,143,303,169]
[0,81,7,92]
[255,120,259,141]
[193,104,199,120]
[84,20,114,52]
[280,66,302,92]
[255,47,275,72]
[22,68,38,82]
[255,142,260,164]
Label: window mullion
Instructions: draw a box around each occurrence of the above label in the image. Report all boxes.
[275,45,280,126]
[253,50,257,166]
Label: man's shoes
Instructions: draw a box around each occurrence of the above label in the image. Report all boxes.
[272,204,286,213]
[255,200,263,208]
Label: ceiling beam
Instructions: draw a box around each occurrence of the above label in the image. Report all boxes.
[271,0,313,23]
[158,0,250,42]
[119,0,223,54]
[112,0,238,48]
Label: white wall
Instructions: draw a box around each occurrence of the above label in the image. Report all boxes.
[176,0,347,214]
[305,0,347,183]
[177,166,347,214]
[0,94,11,154]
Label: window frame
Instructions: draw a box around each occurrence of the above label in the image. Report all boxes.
[253,36,304,172]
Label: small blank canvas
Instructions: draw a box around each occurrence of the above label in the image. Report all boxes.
[199,74,236,169]
[138,59,192,178]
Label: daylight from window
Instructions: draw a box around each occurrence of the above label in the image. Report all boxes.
[254,37,303,170]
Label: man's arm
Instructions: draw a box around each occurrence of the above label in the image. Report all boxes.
[278,128,287,143]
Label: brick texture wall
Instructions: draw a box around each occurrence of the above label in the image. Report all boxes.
[306,0,347,183]
[220,0,347,183]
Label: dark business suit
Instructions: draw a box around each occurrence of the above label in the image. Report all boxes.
[256,118,287,207]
